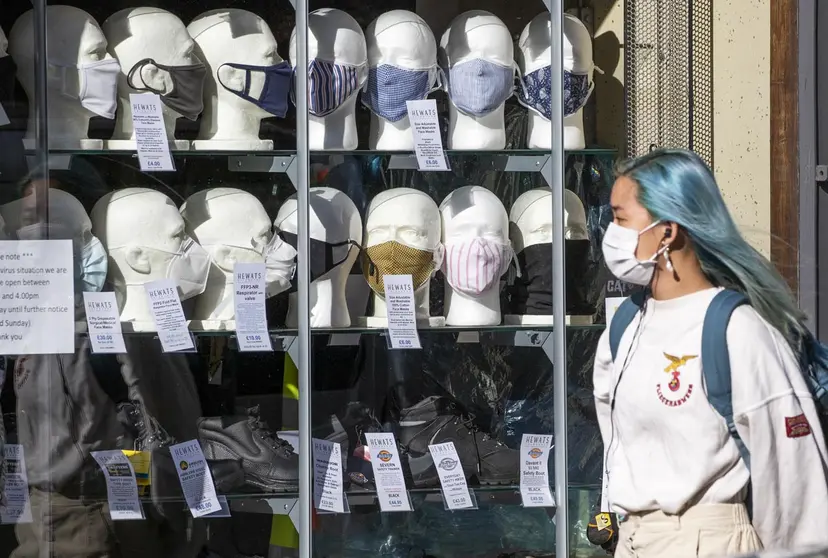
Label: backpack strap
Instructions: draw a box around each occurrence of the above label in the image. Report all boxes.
[609,290,649,361]
[702,289,750,471]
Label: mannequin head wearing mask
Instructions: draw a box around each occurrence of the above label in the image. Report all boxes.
[603,149,821,371]
[1,184,107,303]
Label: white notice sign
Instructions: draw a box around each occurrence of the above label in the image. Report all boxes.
[382,274,421,350]
[130,93,175,172]
[1,445,32,524]
[0,240,73,354]
[170,440,221,518]
[312,438,346,514]
[233,263,272,352]
[364,432,412,512]
[92,450,144,520]
[519,434,555,508]
[144,279,194,352]
[405,99,449,171]
[83,291,127,354]
[429,442,474,510]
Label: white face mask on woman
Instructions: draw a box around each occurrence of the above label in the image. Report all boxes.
[602,220,668,286]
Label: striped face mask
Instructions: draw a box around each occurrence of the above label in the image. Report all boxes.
[442,237,513,296]
[291,59,365,117]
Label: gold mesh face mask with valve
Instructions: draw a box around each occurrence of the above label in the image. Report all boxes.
[362,241,438,296]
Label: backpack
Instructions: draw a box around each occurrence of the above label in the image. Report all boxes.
[609,288,828,476]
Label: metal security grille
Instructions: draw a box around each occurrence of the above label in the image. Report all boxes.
[624,0,714,166]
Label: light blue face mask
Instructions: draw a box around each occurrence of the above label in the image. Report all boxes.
[16,223,108,293]
[442,58,516,117]
[361,64,442,122]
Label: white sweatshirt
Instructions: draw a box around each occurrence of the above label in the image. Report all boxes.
[594,287,828,551]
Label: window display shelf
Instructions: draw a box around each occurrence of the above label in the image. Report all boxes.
[34,148,617,157]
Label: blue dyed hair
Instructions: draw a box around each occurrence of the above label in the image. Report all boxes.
[617,148,826,369]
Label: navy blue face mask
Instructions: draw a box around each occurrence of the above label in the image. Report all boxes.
[218,61,292,118]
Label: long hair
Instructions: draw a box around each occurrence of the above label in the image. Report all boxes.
[617,148,827,368]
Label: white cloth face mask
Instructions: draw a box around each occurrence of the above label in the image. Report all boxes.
[601,220,667,286]
[260,234,297,297]
[56,59,121,119]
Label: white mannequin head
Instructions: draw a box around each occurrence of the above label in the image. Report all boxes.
[91,188,194,327]
[104,8,203,142]
[180,188,272,327]
[9,7,116,148]
[188,10,285,151]
[1,187,91,239]
[364,10,438,151]
[510,187,588,253]
[290,8,367,151]
[518,13,594,149]
[440,11,513,150]
[275,187,362,328]
[363,188,441,321]
[0,26,8,56]
[439,186,510,326]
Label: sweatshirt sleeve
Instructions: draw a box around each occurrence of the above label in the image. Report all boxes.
[728,307,828,551]
[593,329,614,512]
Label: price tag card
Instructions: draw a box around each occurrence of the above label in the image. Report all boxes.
[0,240,74,354]
[382,274,421,350]
[312,438,348,514]
[170,440,221,518]
[233,263,272,352]
[83,291,127,354]
[130,93,175,172]
[405,99,449,171]
[1,445,32,524]
[92,450,144,521]
[144,279,194,352]
[519,434,555,508]
[364,432,412,513]
[428,442,476,510]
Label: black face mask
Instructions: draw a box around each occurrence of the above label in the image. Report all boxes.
[508,240,593,315]
[280,231,359,292]
[128,58,207,121]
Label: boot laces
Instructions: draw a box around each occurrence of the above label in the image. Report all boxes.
[449,402,505,446]
[248,408,293,454]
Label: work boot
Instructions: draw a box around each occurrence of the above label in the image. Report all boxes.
[396,396,518,487]
[197,406,299,493]
[317,401,382,491]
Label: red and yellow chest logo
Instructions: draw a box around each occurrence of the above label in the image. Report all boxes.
[656,353,697,407]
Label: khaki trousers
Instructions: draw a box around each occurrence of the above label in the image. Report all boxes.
[614,503,762,558]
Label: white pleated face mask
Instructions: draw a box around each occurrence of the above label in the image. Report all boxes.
[601,221,666,286]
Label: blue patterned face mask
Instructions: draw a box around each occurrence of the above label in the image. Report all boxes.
[219,61,293,118]
[443,58,516,117]
[361,65,441,122]
[291,59,365,117]
[517,66,593,120]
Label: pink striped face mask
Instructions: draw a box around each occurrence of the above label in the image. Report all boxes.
[442,237,514,296]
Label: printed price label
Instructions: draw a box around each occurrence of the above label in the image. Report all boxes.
[364,432,412,513]
[312,438,346,514]
[170,440,221,518]
[233,263,272,352]
[145,279,193,352]
[406,100,449,172]
[84,291,127,353]
[429,442,474,510]
[1,445,32,524]
[0,240,73,354]
[382,275,421,350]
[519,434,555,508]
[130,93,175,172]
[92,450,144,521]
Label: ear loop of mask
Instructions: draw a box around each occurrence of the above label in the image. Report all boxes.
[128,59,164,94]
